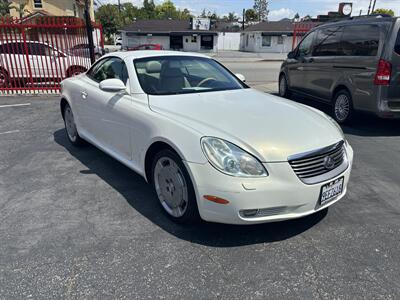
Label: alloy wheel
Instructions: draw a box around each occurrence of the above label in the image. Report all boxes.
[64,106,78,142]
[334,94,350,123]
[153,157,189,218]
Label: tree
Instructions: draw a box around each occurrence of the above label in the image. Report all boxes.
[178,8,192,20]
[142,0,156,19]
[10,0,29,18]
[373,8,395,16]
[121,3,141,25]
[245,8,258,22]
[95,4,122,42]
[0,0,14,16]
[155,0,178,19]
[224,12,238,22]
[253,0,269,21]
[294,13,300,20]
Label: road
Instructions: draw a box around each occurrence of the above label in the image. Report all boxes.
[222,61,282,86]
[1,88,400,298]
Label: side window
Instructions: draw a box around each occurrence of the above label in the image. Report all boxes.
[298,31,316,57]
[313,27,343,56]
[27,43,54,56]
[341,25,380,56]
[88,57,128,84]
[0,42,25,54]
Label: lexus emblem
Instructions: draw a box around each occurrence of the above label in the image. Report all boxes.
[323,156,335,170]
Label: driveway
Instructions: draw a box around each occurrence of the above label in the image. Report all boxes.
[0,95,399,299]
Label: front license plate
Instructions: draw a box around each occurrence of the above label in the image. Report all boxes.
[319,177,344,205]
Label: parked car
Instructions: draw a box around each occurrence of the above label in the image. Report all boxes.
[60,51,353,224]
[279,15,400,124]
[128,44,163,51]
[66,43,105,60]
[0,40,88,88]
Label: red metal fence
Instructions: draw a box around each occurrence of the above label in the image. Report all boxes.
[292,22,320,50]
[0,16,103,94]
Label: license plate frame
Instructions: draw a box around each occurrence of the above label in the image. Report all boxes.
[319,177,344,206]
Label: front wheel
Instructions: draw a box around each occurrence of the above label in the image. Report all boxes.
[332,90,354,124]
[279,74,291,98]
[151,149,200,223]
[63,103,84,146]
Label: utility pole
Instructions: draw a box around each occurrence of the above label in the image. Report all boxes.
[242,8,245,31]
[367,0,372,15]
[371,0,377,14]
[85,0,95,64]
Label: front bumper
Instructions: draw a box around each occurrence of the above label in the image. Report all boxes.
[185,144,354,225]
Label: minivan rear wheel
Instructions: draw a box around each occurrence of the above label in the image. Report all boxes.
[332,90,354,124]
[279,74,291,98]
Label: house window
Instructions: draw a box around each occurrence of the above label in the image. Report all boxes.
[33,0,43,9]
[277,36,284,45]
[262,35,271,47]
[191,36,197,43]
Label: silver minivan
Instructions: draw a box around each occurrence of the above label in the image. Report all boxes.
[279,15,400,124]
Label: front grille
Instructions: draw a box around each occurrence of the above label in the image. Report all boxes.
[288,141,347,184]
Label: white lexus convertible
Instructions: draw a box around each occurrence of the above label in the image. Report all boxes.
[60,51,353,224]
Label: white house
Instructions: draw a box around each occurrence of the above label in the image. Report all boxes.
[240,21,295,53]
[119,19,218,52]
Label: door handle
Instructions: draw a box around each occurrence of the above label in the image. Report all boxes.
[81,91,88,99]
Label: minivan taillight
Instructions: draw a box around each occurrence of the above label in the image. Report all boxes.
[374,59,392,85]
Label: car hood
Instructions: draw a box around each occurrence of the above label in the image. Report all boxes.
[148,89,343,162]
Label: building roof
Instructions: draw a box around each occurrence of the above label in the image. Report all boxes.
[122,20,191,33]
[244,21,295,33]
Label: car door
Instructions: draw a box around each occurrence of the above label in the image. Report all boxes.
[286,30,317,93]
[306,26,343,100]
[27,42,60,81]
[80,57,132,160]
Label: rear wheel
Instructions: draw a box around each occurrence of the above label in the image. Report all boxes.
[151,149,200,223]
[279,74,291,98]
[63,103,84,146]
[332,89,354,124]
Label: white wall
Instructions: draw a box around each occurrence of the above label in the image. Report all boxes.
[183,35,200,52]
[217,32,240,50]
[240,32,293,53]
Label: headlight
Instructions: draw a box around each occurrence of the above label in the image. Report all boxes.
[201,137,268,177]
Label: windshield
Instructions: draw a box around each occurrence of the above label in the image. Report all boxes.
[134,56,247,95]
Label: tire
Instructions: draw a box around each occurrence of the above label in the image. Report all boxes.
[63,103,84,146]
[151,149,200,224]
[0,69,10,89]
[332,89,354,124]
[66,66,87,78]
[279,73,291,98]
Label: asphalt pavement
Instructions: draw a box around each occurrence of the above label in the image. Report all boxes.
[0,89,400,299]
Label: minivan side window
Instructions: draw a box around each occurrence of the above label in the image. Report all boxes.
[297,31,316,57]
[395,28,400,55]
[341,25,380,56]
[313,27,343,56]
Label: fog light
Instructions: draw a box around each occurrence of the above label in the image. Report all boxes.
[240,209,259,217]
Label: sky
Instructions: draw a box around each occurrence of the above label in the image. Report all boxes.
[105,0,400,20]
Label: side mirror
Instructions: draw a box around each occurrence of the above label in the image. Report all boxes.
[99,78,126,92]
[287,50,297,59]
[235,73,246,82]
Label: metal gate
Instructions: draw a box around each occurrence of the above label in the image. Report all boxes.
[0,16,103,95]
[292,22,320,50]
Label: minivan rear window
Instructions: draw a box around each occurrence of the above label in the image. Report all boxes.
[341,25,380,56]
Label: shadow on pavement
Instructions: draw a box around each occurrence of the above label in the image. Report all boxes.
[285,93,400,137]
[54,129,327,247]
